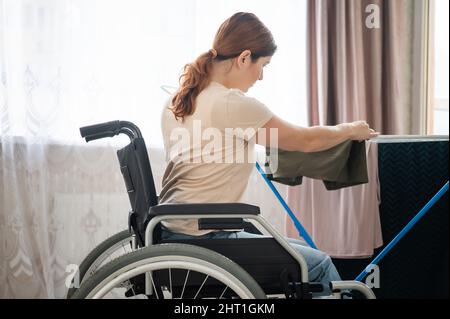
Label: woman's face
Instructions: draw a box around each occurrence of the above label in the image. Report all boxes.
[235,51,272,92]
[246,56,272,90]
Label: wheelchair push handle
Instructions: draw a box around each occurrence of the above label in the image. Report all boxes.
[80,120,143,142]
[80,120,121,139]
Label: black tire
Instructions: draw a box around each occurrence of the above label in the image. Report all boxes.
[66,229,132,298]
[71,243,266,299]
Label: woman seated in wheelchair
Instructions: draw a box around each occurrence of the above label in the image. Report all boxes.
[159,12,378,296]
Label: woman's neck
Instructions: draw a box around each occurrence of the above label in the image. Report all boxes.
[210,61,241,90]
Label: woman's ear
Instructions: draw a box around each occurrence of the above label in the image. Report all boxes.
[237,50,252,68]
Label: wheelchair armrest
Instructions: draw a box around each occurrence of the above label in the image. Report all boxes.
[149,203,261,216]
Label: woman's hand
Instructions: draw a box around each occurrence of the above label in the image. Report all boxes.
[340,121,380,141]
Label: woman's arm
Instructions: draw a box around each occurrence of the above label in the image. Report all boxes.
[256,115,379,152]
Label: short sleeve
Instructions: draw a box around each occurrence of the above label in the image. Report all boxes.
[219,89,273,141]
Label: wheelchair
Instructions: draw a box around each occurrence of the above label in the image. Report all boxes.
[67,120,376,299]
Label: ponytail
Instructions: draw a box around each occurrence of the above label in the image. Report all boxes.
[170,51,215,122]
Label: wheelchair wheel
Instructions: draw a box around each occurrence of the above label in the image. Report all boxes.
[66,229,133,298]
[70,243,266,299]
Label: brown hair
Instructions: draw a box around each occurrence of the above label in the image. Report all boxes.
[170,12,277,121]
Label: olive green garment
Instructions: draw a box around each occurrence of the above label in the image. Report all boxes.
[265,141,368,190]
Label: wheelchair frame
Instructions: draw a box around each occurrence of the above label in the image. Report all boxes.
[77,120,376,299]
[145,214,375,299]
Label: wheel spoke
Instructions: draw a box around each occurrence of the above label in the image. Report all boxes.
[219,286,228,299]
[129,279,136,297]
[169,268,173,299]
[180,270,190,299]
[193,275,209,299]
[149,273,160,299]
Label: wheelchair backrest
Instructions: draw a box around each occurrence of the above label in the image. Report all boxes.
[79,121,159,245]
[117,137,158,239]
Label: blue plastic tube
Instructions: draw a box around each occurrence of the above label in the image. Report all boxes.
[256,162,318,249]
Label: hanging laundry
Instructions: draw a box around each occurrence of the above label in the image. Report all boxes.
[265,140,368,190]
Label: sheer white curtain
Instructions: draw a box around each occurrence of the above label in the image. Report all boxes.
[0,0,306,298]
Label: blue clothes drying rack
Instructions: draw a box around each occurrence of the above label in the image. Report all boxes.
[256,161,449,282]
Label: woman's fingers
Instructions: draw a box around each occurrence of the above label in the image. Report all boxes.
[350,121,380,140]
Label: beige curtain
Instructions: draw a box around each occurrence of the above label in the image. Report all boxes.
[307,0,427,135]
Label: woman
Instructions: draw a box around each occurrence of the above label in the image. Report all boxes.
[159,12,379,296]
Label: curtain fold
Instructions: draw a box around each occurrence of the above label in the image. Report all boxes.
[307,0,425,135]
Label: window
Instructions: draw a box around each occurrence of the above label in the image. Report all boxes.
[0,0,307,147]
[429,0,449,135]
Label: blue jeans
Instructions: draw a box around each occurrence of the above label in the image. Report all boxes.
[160,227,342,296]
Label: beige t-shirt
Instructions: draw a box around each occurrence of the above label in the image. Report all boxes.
[159,81,273,236]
